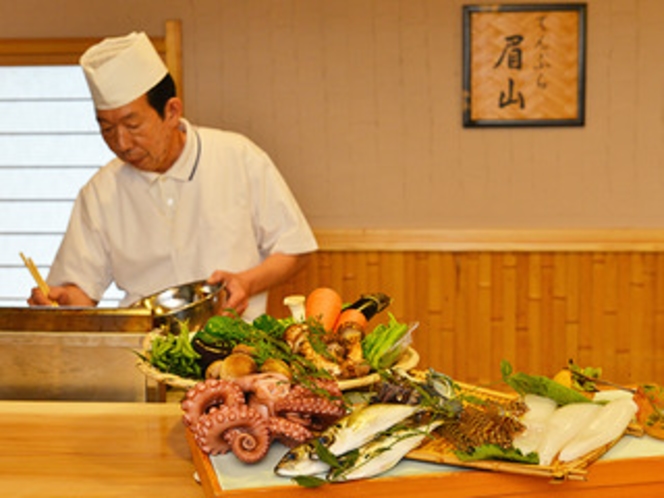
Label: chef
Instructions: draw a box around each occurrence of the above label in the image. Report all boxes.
[28,31,318,320]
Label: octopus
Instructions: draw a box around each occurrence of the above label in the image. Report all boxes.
[181,374,346,463]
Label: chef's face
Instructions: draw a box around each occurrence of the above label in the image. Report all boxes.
[96,95,185,174]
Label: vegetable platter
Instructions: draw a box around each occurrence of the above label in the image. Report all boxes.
[136,287,419,391]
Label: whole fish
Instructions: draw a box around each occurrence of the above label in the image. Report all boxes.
[327,419,444,482]
[273,439,330,478]
[274,403,422,477]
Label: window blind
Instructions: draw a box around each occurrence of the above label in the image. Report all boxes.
[0,65,120,307]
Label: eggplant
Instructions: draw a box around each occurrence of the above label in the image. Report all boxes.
[191,336,232,372]
[345,292,392,320]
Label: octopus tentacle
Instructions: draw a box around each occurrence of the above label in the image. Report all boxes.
[194,405,270,463]
[268,417,314,448]
[275,378,346,428]
[275,396,346,431]
[181,378,246,427]
[290,378,343,401]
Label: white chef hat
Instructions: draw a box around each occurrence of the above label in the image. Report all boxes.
[80,31,168,110]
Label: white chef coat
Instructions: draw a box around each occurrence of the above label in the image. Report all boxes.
[47,119,318,320]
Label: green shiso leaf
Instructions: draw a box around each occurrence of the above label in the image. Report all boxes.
[455,443,539,464]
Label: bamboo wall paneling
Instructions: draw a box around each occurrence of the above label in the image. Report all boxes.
[656,256,664,383]
[542,255,556,373]
[428,253,451,374]
[575,254,591,369]
[552,253,570,367]
[592,255,608,371]
[498,254,517,374]
[602,254,620,379]
[425,253,444,375]
[643,254,658,381]
[268,246,664,388]
[634,254,656,383]
[462,254,478,384]
[541,255,556,376]
[564,253,580,361]
[626,254,644,381]
[526,253,542,374]
[615,254,632,383]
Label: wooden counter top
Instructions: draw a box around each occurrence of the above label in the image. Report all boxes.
[3,400,663,498]
[0,401,204,498]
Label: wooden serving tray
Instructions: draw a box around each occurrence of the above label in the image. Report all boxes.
[184,380,661,497]
[185,428,664,498]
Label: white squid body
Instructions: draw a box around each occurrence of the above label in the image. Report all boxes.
[512,394,558,455]
[557,397,638,463]
[536,402,601,466]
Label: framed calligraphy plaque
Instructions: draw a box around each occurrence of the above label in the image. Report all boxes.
[462,4,587,127]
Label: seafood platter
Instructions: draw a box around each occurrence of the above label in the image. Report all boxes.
[137,287,664,495]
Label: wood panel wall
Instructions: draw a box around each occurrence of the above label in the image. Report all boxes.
[267,232,664,389]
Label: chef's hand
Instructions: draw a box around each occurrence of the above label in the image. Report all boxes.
[28,286,64,306]
[27,284,96,307]
[206,254,311,318]
[207,270,250,317]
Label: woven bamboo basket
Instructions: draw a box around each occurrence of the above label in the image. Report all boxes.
[136,355,202,390]
[135,332,420,392]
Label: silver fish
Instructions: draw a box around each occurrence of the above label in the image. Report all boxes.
[326,403,423,456]
[327,419,444,482]
[274,403,422,477]
[273,440,331,477]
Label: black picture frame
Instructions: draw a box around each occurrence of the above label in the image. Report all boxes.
[463,3,587,127]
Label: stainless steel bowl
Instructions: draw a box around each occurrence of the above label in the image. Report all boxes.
[130,280,225,333]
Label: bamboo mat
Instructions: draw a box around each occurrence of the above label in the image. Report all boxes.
[407,381,636,481]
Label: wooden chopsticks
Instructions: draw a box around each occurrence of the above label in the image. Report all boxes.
[20,252,58,307]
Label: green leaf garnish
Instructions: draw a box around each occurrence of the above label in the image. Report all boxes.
[291,475,327,488]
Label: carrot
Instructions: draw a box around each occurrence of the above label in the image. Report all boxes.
[335,308,369,334]
[305,287,342,333]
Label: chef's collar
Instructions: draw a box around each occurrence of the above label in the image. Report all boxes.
[137,119,198,184]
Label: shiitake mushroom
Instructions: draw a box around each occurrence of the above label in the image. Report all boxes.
[259,358,292,380]
[205,351,257,380]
